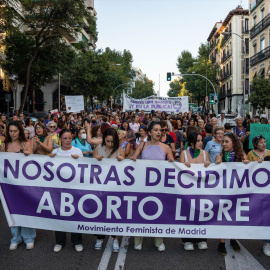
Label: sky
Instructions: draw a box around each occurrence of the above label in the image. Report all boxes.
[95,0,249,97]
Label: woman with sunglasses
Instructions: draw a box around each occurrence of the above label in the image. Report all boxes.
[71,127,93,157]
[93,128,125,252]
[46,121,60,149]
[0,121,35,251]
[204,126,224,163]
[50,129,83,253]
[31,122,53,155]
[160,120,176,155]
[247,135,270,162]
[215,132,249,256]
[130,121,174,252]
[179,132,210,251]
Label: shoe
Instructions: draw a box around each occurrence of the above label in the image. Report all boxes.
[26,243,34,250]
[230,240,240,252]
[113,239,119,253]
[53,244,63,253]
[218,242,227,256]
[183,242,194,251]
[263,243,270,256]
[197,241,208,250]
[95,239,103,250]
[75,244,83,252]
[9,243,19,250]
[157,243,165,252]
[134,244,142,251]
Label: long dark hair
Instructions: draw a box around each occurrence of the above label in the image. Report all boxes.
[4,121,26,152]
[147,121,161,141]
[222,133,244,160]
[187,132,202,148]
[120,120,130,131]
[102,128,119,156]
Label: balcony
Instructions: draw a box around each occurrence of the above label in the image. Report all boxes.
[250,14,270,39]
[220,70,232,82]
[250,46,270,66]
[209,43,216,51]
[221,50,232,64]
[221,33,232,48]
[250,0,264,13]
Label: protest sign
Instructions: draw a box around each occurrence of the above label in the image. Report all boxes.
[0,153,270,240]
[65,95,84,113]
[123,95,189,114]
[249,123,270,149]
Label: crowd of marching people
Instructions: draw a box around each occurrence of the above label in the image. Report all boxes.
[0,108,270,257]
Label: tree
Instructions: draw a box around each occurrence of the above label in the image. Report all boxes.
[246,77,270,114]
[1,0,94,113]
[129,78,155,99]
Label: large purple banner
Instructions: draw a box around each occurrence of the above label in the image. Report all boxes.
[0,153,270,239]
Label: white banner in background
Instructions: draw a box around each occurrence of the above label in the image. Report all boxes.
[65,95,84,113]
[123,95,189,114]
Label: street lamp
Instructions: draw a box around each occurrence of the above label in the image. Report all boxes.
[193,61,208,112]
[221,32,246,117]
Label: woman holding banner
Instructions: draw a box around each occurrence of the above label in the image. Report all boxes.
[0,121,35,251]
[215,132,249,256]
[93,128,125,252]
[50,129,84,253]
[179,132,210,251]
[130,121,174,252]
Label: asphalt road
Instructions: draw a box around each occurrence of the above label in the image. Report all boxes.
[0,206,269,270]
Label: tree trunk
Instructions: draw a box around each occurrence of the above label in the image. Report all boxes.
[19,46,39,114]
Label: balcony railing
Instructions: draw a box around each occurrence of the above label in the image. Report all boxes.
[220,70,232,82]
[250,0,264,13]
[221,51,232,64]
[221,33,232,48]
[250,45,270,66]
[250,13,270,39]
[209,43,216,51]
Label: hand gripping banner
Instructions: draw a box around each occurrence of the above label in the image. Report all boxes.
[0,153,270,240]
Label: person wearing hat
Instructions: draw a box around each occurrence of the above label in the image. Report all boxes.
[46,121,60,149]
[217,111,228,127]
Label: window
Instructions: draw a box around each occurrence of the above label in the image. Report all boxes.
[260,6,265,20]
[253,41,257,55]
[253,14,257,26]
[245,38,249,54]
[260,36,265,51]
[245,19,249,32]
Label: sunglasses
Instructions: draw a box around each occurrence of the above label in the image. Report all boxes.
[161,128,169,132]
[50,126,56,128]
[140,126,146,129]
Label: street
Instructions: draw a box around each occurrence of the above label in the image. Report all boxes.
[0,206,269,270]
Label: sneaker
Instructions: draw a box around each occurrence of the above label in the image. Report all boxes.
[157,243,165,252]
[53,244,63,253]
[75,244,83,252]
[218,242,227,256]
[9,243,19,251]
[230,240,240,252]
[263,243,270,256]
[95,239,103,250]
[183,242,194,251]
[26,243,34,250]
[134,244,142,251]
[197,241,208,250]
[113,239,119,253]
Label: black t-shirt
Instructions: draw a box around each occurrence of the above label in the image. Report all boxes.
[161,134,174,146]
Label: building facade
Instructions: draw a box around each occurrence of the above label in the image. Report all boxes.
[0,0,97,114]
[249,0,270,116]
[208,6,249,115]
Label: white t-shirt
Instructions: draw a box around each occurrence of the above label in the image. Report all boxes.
[52,146,83,157]
[129,122,140,132]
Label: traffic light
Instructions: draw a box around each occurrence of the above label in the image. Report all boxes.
[167,72,172,81]
[171,90,174,94]
[44,101,47,105]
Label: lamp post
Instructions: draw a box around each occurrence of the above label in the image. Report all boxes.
[221,32,246,118]
[193,61,208,113]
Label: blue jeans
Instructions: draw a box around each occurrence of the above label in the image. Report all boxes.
[11,226,36,244]
[264,240,270,244]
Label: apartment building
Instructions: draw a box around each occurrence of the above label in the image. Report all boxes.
[0,0,97,113]
[249,0,270,116]
[208,6,249,114]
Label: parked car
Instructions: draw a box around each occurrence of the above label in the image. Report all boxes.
[216,113,236,127]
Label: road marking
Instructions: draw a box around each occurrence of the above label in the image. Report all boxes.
[97,237,113,270]
[114,236,130,270]
[225,240,265,270]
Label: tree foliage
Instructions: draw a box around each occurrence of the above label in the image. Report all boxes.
[246,77,270,114]
[129,78,155,99]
